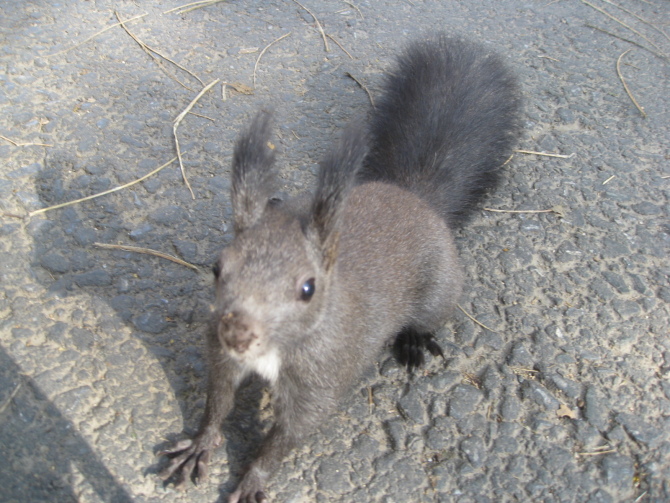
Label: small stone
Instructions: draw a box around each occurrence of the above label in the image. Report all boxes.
[460,435,486,468]
[74,269,112,287]
[383,419,406,451]
[129,223,153,240]
[584,386,609,431]
[631,202,660,215]
[447,384,483,419]
[542,446,572,473]
[428,370,460,392]
[500,396,522,421]
[40,253,71,274]
[615,413,662,447]
[120,135,146,148]
[351,434,379,461]
[602,272,629,294]
[141,177,161,193]
[628,274,648,294]
[601,454,634,495]
[601,237,630,258]
[72,227,96,246]
[492,435,518,454]
[587,489,613,503]
[47,322,68,345]
[315,457,351,493]
[555,241,582,262]
[70,327,95,350]
[555,107,575,123]
[612,299,641,318]
[546,372,582,399]
[474,330,503,350]
[111,295,135,321]
[508,341,534,367]
[425,422,452,451]
[522,381,559,410]
[397,388,425,423]
[133,309,168,334]
[173,239,198,263]
[148,205,188,226]
[0,223,18,236]
[590,279,614,301]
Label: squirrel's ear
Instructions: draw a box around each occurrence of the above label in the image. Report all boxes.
[231,110,277,233]
[310,123,368,270]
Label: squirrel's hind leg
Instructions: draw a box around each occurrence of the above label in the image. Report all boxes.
[392,328,445,372]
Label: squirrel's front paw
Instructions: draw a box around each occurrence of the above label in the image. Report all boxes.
[157,430,221,489]
[228,468,268,503]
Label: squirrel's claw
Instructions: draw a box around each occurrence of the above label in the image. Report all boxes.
[158,433,219,487]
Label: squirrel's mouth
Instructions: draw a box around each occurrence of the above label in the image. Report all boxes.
[217,311,263,356]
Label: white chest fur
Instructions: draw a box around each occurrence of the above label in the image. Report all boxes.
[242,348,282,384]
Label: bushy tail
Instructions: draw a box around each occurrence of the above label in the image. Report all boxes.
[358,35,522,226]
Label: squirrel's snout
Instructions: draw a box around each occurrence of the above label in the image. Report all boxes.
[217,311,260,354]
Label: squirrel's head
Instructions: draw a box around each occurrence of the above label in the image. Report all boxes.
[212,111,367,368]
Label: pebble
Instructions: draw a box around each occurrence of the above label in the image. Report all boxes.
[447,384,483,419]
[522,381,559,410]
[148,205,188,226]
[397,388,425,423]
[74,269,112,287]
[460,435,486,468]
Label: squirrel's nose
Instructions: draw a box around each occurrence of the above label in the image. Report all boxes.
[217,311,260,354]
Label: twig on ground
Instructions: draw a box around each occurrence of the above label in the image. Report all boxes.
[326,34,353,59]
[0,135,52,147]
[457,305,498,333]
[345,72,375,108]
[164,0,229,15]
[47,13,147,57]
[188,111,215,121]
[577,449,617,456]
[580,0,667,58]
[94,242,199,270]
[633,492,648,503]
[599,0,670,42]
[254,32,292,88]
[0,382,22,415]
[585,24,666,61]
[343,1,364,19]
[27,157,178,217]
[484,206,565,218]
[616,50,646,118]
[115,11,203,89]
[483,208,556,214]
[173,79,220,199]
[515,149,575,158]
[291,0,329,52]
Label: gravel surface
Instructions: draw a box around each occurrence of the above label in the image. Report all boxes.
[1,0,668,502]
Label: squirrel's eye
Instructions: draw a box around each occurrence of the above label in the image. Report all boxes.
[300,278,316,301]
[212,262,221,279]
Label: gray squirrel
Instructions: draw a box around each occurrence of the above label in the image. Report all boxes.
[159,35,521,502]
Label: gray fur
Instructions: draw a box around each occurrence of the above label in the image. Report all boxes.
[159,35,522,503]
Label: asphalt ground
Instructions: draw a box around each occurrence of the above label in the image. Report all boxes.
[0,0,668,502]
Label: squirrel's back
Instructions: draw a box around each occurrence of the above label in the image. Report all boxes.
[358,36,522,226]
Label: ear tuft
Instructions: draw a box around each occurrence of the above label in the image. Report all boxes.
[231,110,277,233]
[311,122,368,268]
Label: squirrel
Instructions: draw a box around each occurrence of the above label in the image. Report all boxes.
[158,35,522,502]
